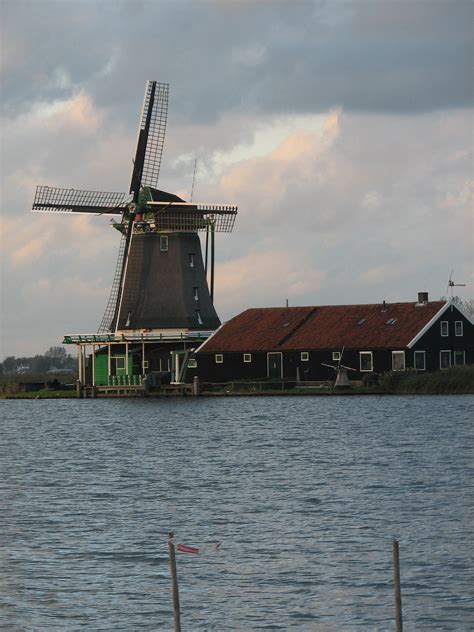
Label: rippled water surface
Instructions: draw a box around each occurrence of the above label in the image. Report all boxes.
[1,395,473,630]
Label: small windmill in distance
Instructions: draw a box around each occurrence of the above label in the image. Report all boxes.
[321,347,357,388]
[446,270,466,299]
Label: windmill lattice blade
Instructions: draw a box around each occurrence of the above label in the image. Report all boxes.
[146,203,237,232]
[130,81,169,194]
[98,230,129,332]
[32,186,127,214]
[141,82,168,188]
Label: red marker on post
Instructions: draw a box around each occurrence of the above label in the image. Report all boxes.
[177,542,222,554]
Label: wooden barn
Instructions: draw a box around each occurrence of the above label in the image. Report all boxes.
[193,293,473,383]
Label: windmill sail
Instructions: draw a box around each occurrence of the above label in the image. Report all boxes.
[98,230,129,333]
[100,83,170,333]
[129,81,169,195]
[32,186,127,214]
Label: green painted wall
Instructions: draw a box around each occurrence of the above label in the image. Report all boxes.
[94,354,134,386]
[95,354,108,385]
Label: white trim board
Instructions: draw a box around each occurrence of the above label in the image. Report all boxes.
[195,322,225,353]
[407,300,466,349]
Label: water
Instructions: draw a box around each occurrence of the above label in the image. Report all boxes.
[1,395,473,631]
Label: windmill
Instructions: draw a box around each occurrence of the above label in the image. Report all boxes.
[321,348,357,388]
[32,81,237,334]
[446,270,466,299]
[32,81,237,391]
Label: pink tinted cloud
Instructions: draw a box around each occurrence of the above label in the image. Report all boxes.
[215,250,325,317]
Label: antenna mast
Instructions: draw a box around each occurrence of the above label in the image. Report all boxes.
[190,157,197,202]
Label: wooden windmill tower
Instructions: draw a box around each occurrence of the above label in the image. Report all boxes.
[32,81,237,392]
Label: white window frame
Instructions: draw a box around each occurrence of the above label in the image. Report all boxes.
[215,354,223,364]
[439,350,451,370]
[189,253,195,268]
[455,321,463,337]
[243,353,252,363]
[114,356,126,371]
[267,352,283,378]
[413,351,426,371]
[440,321,449,337]
[301,352,309,362]
[359,351,373,372]
[187,358,197,368]
[142,360,149,369]
[454,350,465,366]
[159,235,168,251]
[196,310,203,325]
[332,351,341,361]
[193,286,199,301]
[392,351,406,371]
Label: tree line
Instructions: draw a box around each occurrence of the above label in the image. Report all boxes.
[0,346,77,375]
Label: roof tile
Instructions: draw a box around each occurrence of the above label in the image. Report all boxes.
[199,302,446,353]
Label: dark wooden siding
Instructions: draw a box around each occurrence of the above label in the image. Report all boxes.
[117,232,220,330]
[411,307,474,369]
[196,348,402,382]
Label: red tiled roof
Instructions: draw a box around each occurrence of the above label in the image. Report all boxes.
[198,301,446,353]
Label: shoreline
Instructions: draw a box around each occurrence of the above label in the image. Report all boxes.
[2,388,473,400]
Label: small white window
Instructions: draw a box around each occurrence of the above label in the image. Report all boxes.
[193,287,199,301]
[414,351,426,371]
[215,354,223,364]
[142,360,149,369]
[196,310,203,325]
[360,351,373,372]
[440,321,449,337]
[114,356,126,370]
[332,351,341,361]
[455,321,463,337]
[160,235,168,251]
[392,351,405,371]
[243,353,252,363]
[454,350,465,366]
[301,352,309,361]
[188,358,197,368]
[440,350,451,369]
[189,253,195,268]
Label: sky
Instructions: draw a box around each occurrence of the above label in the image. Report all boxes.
[0,0,473,358]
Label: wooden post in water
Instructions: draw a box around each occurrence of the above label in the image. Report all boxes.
[392,540,403,632]
[168,531,181,632]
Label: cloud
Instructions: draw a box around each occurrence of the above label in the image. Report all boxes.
[207,108,472,317]
[1,0,472,122]
[40,93,102,132]
[216,250,325,315]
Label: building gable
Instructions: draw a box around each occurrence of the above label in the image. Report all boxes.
[407,300,473,348]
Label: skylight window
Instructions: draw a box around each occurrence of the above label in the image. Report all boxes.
[282,322,290,328]
[385,318,397,325]
[357,318,366,325]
